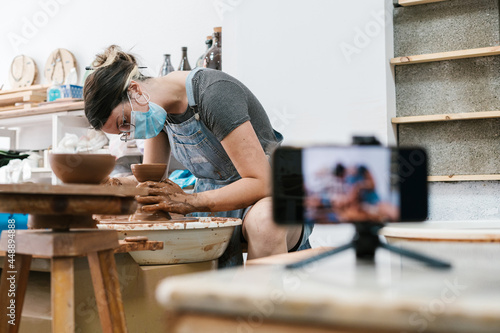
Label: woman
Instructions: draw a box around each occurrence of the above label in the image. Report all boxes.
[84,45,312,266]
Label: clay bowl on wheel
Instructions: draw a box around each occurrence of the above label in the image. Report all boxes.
[131,163,167,182]
[49,153,116,184]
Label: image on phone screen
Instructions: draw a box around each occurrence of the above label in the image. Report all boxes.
[303,146,399,224]
[272,145,428,225]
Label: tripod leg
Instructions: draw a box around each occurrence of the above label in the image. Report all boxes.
[286,242,354,269]
[380,242,451,269]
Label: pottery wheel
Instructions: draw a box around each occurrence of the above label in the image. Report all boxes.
[0,184,147,230]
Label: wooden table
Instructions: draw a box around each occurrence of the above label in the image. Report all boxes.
[0,253,217,333]
[0,183,145,333]
[156,245,500,333]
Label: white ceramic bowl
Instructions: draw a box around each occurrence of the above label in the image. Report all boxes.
[97,217,242,265]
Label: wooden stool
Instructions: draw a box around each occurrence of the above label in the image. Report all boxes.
[0,229,127,333]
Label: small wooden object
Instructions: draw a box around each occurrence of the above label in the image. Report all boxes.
[0,230,128,333]
[44,48,77,84]
[8,55,38,89]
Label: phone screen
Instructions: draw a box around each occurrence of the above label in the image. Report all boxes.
[272,146,428,224]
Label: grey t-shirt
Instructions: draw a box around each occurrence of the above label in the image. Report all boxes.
[166,69,282,156]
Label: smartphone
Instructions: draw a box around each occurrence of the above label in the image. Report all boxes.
[272,145,428,224]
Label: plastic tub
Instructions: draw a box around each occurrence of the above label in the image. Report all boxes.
[97,217,242,265]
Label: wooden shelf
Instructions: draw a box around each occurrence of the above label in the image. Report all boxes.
[0,84,50,95]
[0,101,84,120]
[428,175,500,182]
[391,46,500,65]
[0,90,46,107]
[398,0,448,6]
[392,111,500,124]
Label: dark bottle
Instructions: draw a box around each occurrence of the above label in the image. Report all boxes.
[159,54,175,76]
[196,36,213,68]
[178,47,192,71]
[204,27,222,70]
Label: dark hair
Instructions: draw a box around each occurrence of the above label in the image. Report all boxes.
[334,163,346,177]
[83,45,149,130]
[357,165,368,176]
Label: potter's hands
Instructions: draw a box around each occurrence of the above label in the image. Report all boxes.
[135,180,196,215]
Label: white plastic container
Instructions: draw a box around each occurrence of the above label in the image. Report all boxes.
[380,221,500,270]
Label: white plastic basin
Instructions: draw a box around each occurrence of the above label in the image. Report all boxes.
[97,217,242,265]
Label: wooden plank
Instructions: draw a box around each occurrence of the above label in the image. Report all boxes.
[398,0,448,6]
[0,104,24,112]
[0,84,50,95]
[0,91,46,107]
[88,250,128,333]
[0,253,32,333]
[0,183,146,196]
[12,255,32,330]
[0,194,137,216]
[37,97,82,106]
[0,101,84,120]
[391,46,500,65]
[392,111,500,124]
[0,230,119,257]
[428,175,500,182]
[0,255,14,332]
[51,257,75,332]
[115,240,164,253]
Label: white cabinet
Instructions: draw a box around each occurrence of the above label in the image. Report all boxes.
[0,107,88,183]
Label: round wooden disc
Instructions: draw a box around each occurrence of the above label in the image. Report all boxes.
[44,48,77,84]
[8,55,38,89]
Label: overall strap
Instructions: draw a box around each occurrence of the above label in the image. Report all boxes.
[185,67,205,107]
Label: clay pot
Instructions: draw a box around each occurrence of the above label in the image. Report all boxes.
[131,163,167,182]
[49,153,115,184]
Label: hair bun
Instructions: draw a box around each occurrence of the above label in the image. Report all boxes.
[92,45,138,69]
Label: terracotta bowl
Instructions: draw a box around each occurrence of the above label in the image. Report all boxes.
[49,153,116,184]
[131,163,167,182]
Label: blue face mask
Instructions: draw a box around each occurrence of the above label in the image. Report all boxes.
[128,97,167,140]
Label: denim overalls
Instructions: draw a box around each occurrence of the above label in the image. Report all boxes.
[163,68,310,267]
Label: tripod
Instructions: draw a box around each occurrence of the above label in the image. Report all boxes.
[286,223,451,269]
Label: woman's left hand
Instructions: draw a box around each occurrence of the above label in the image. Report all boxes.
[136,180,197,215]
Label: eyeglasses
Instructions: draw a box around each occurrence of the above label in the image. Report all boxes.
[118,103,135,142]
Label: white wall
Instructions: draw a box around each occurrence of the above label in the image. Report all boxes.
[1,0,395,146]
[0,0,397,246]
[223,0,396,146]
[0,0,222,88]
